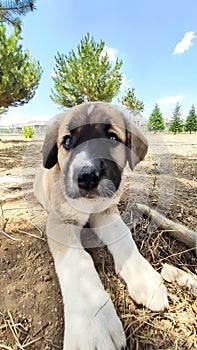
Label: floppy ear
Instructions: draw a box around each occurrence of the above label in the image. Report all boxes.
[43,118,60,169]
[126,122,148,170]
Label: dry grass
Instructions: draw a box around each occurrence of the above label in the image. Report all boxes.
[87,213,197,349]
[0,311,42,349]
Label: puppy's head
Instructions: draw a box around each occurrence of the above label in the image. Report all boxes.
[43,102,148,201]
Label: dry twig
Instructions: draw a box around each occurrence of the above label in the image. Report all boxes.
[136,203,197,249]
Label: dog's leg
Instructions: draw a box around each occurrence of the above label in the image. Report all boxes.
[46,212,126,350]
[90,212,169,311]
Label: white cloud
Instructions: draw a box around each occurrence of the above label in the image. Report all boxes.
[51,69,57,78]
[120,74,131,89]
[100,46,118,63]
[157,94,184,109]
[173,31,196,55]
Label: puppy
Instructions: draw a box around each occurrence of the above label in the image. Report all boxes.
[34,102,168,350]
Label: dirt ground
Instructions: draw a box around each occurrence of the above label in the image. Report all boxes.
[0,132,196,350]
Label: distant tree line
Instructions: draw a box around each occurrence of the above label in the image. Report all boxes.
[148,103,197,134]
[0,11,196,137]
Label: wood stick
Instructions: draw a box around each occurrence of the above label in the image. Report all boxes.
[161,263,197,296]
[136,203,197,248]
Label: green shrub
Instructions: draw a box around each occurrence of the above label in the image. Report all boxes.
[22,126,34,138]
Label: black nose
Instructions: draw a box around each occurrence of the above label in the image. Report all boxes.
[78,166,102,190]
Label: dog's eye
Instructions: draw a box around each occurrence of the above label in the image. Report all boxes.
[62,135,72,150]
[107,132,119,142]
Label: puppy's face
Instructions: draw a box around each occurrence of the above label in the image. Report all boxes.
[43,103,148,205]
[59,122,127,200]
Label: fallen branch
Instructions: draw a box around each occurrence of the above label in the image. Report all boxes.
[136,203,197,249]
[161,263,197,296]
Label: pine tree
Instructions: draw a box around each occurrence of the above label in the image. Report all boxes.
[0,24,42,114]
[120,87,144,115]
[185,104,197,134]
[50,33,123,108]
[0,0,35,28]
[148,103,165,132]
[169,103,183,134]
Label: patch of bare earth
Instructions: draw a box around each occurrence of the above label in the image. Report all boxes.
[0,133,196,350]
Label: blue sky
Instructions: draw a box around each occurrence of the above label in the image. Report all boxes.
[1,0,197,125]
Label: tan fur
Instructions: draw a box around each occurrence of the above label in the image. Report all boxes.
[36,102,148,222]
[34,102,162,350]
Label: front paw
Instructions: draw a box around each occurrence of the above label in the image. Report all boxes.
[64,295,126,350]
[120,254,169,311]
